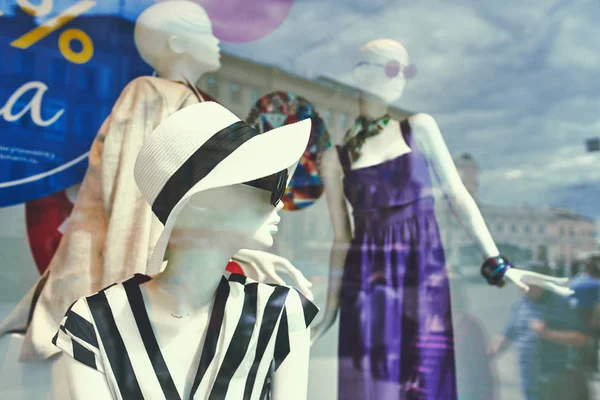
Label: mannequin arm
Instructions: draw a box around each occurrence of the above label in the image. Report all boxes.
[488,335,512,356]
[409,113,499,258]
[272,328,310,399]
[410,114,571,292]
[62,354,114,399]
[310,147,352,345]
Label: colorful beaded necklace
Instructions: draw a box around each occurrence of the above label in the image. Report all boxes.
[342,114,392,162]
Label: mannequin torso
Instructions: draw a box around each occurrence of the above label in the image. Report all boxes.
[345,120,411,171]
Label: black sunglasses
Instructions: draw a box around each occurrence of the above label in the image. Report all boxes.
[153,121,290,224]
[243,168,289,207]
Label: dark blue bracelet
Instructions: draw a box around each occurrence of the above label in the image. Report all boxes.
[481,255,512,287]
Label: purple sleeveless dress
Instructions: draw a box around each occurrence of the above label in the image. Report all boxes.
[336,119,458,400]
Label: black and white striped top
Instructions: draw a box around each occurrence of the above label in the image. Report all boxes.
[53,272,318,400]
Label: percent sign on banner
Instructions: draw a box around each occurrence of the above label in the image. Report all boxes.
[0,0,153,207]
[8,0,96,64]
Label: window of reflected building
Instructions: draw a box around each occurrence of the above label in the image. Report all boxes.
[44,102,67,134]
[49,59,66,87]
[321,109,331,125]
[229,82,241,103]
[18,52,35,76]
[79,67,96,96]
[75,110,94,137]
[338,113,348,131]
[205,75,218,96]
[249,88,260,105]
[16,101,36,131]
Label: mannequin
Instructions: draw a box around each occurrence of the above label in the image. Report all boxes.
[59,189,313,400]
[311,39,571,399]
[54,102,317,399]
[0,0,312,365]
[133,0,220,85]
[133,0,312,294]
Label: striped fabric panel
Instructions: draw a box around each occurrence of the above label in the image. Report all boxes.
[190,276,232,399]
[271,287,320,372]
[87,290,145,400]
[209,282,259,399]
[54,273,317,400]
[52,299,105,373]
[242,286,289,400]
[122,278,181,400]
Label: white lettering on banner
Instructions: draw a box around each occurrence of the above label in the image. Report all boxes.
[0,81,64,127]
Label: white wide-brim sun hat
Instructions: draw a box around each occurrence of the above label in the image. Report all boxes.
[134,101,311,275]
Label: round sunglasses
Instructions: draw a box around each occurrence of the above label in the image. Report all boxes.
[355,60,417,79]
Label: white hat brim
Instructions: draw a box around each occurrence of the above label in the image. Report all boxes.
[146,118,312,275]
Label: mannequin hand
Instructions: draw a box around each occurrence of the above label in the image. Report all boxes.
[310,301,339,346]
[529,319,546,333]
[504,268,573,297]
[487,336,505,356]
[232,249,314,301]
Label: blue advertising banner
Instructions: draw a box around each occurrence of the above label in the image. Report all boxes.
[0,1,151,207]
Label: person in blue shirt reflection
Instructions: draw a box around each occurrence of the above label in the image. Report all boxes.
[570,255,600,373]
[489,266,591,400]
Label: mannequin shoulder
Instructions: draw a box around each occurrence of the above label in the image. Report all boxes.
[282,286,319,330]
[406,113,440,131]
[253,280,317,313]
[67,295,93,316]
[122,75,158,91]
[405,113,445,150]
[75,276,138,308]
[118,76,171,102]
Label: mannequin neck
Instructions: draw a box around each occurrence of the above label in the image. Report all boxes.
[150,236,240,314]
[358,91,389,120]
[154,55,209,85]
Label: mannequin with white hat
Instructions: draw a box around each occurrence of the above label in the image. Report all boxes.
[311,39,573,399]
[0,0,312,369]
[54,102,318,400]
[133,0,313,296]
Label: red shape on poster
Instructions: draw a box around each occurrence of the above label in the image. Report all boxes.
[25,190,73,275]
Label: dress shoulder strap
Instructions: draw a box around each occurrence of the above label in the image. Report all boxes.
[335,145,352,175]
[399,118,412,148]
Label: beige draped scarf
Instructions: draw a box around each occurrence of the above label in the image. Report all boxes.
[0,76,206,361]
